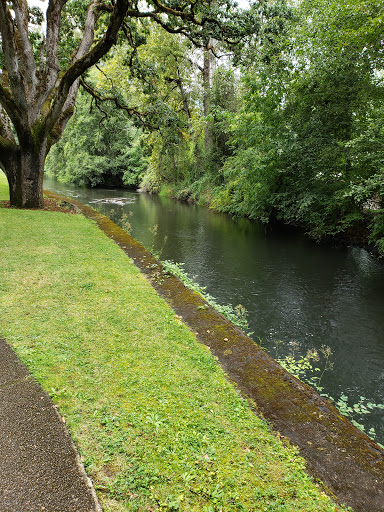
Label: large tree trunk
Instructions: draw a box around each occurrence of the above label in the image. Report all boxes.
[5,144,47,209]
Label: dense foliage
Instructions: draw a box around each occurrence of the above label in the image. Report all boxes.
[46,93,145,188]
[212,0,384,250]
[46,0,384,253]
[1,0,255,207]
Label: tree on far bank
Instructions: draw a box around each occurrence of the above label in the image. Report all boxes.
[214,0,384,249]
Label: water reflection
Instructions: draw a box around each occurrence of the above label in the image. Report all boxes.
[44,177,384,442]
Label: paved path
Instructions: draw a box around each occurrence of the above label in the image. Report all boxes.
[0,338,101,512]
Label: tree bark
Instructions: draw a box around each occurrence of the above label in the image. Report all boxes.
[4,143,47,209]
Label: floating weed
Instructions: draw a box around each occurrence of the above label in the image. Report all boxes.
[161,260,251,334]
[334,394,384,441]
[120,211,133,233]
[276,343,383,443]
[146,223,168,259]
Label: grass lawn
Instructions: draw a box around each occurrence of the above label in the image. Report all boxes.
[0,172,347,511]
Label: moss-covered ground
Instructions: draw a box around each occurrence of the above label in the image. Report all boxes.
[0,172,347,511]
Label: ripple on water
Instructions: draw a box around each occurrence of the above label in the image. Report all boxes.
[89,197,136,206]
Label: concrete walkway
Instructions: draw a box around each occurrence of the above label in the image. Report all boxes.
[0,338,101,512]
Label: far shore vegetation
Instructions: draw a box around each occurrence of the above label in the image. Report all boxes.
[45,0,384,256]
[0,172,348,511]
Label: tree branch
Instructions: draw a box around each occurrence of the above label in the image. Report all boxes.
[44,0,69,106]
[146,0,198,21]
[48,82,79,146]
[125,10,203,46]
[0,0,28,114]
[72,0,99,61]
[80,77,154,128]
[44,0,130,136]
[13,0,38,95]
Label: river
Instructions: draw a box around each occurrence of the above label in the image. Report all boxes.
[44,176,384,443]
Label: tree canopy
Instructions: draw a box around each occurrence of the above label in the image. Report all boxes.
[0,0,254,207]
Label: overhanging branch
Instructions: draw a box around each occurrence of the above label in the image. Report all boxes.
[44,0,130,135]
[80,76,155,128]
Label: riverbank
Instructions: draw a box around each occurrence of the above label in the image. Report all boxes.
[156,182,379,255]
[44,187,384,512]
[0,172,346,511]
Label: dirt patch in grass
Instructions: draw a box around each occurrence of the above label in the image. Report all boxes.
[0,198,78,214]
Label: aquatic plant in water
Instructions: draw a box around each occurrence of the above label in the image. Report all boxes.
[161,260,251,334]
[275,341,384,445]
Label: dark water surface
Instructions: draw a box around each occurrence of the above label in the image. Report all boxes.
[45,177,384,442]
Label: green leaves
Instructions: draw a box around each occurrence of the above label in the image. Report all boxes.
[211,0,384,250]
[46,92,146,187]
